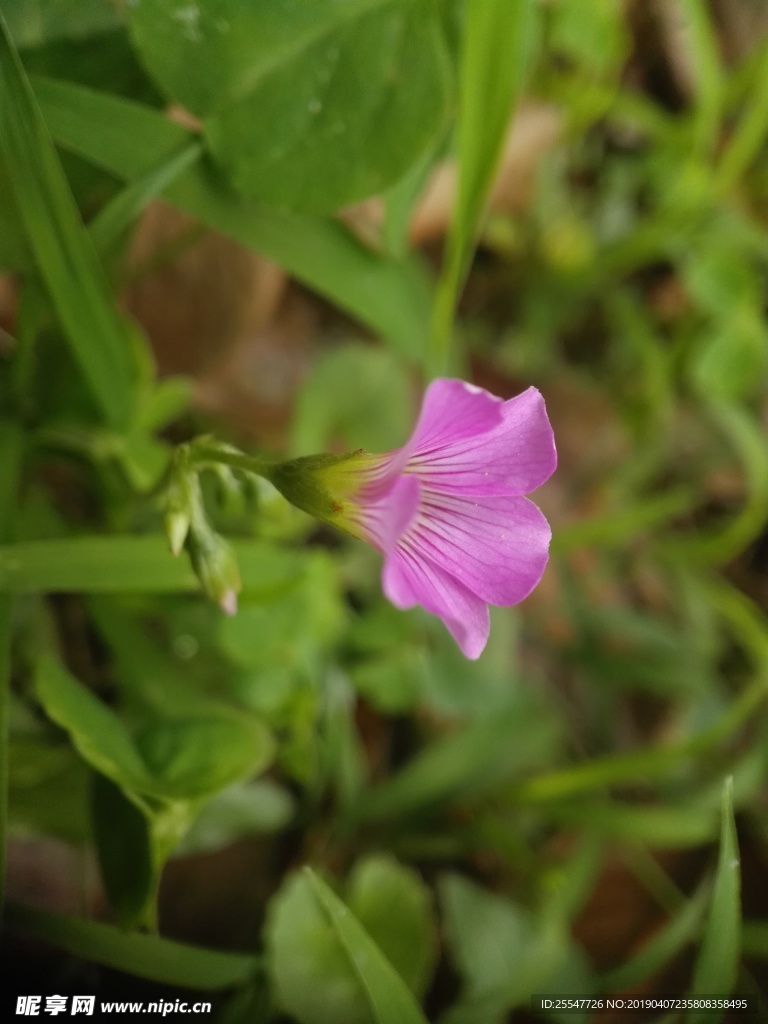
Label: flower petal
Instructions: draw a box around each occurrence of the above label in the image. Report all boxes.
[356,378,506,499]
[382,543,490,659]
[404,491,551,607]
[409,386,557,497]
[409,378,506,452]
[352,473,420,553]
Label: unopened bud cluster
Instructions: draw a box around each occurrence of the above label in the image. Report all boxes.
[163,437,382,615]
[163,440,242,614]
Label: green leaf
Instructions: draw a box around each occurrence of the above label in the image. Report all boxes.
[266,870,377,1024]
[6,902,258,989]
[430,0,535,370]
[35,656,153,795]
[116,431,172,493]
[91,772,155,928]
[441,874,532,1001]
[307,869,430,1024]
[135,714,274,802]
[440,874,591,1020]
[136,376,192,433]
[177,781,294,855]
[35,655,273,804]
[88,598,221,717]
[266,866,431,1024]
[0,14,136,428]
[689,777,741,1018]
[0,0,121,49]
[33,74,432,356]
[291,343,413,456]
[129,0,451,213]
[347,856,437,999]
[218,552,345,670]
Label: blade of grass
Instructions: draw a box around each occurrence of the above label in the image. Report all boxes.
[552,488,697,553]
[0,536,306,595]
[689,777,741,1022]
[351,708,556,823]
[11,143,202,411]
[0,418,22,911]
[0,594,12,912]
[6,903,258,989]
[678,0,724,158]
[0,420,22,543]
[716,38,768,189]
[31,75,432,359]
[600,880,710,991]
[88,139,203,257]
[0,13,136,429]
[429,0,535,374]
[550,800,719,848]
[512,575,768,803]
[657,403,768,565]
[306,869,429,1024]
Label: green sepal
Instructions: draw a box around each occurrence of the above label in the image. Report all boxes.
[267,451,383,539]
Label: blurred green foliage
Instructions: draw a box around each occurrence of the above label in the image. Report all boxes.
[1,0,767,1021]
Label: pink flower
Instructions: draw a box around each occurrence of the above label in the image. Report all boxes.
[269,379,555,658]
[342,379,557,659]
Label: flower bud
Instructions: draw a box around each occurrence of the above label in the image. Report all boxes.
[187,526,241,613]
[164,473,196,556]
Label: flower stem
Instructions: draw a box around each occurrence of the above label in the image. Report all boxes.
[187,444,278,481]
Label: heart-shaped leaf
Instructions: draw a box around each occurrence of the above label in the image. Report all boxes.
[128,0,451,212]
